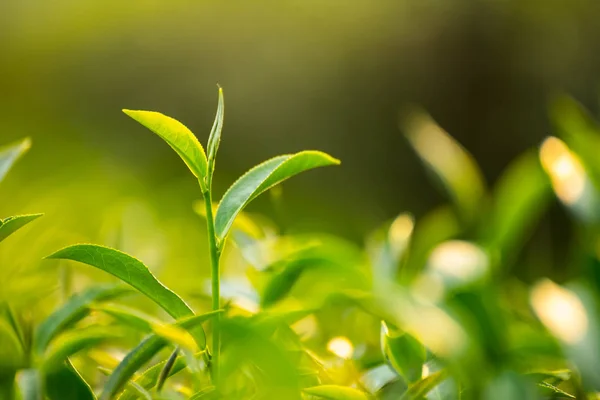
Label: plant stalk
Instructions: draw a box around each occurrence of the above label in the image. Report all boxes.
[202,184,221,385]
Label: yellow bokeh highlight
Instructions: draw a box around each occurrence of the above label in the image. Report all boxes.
[540,137,586,206]
[327,336,354,359]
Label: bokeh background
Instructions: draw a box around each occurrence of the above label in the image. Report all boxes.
[2,0,600,297]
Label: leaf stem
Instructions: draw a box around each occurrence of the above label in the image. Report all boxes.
[202,184,221,385]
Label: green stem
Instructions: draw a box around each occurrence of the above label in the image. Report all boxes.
[202,185,221,385]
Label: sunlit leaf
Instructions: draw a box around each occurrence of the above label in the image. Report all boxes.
[101,311,221,400]
[0,214,43,243]
[46,245,205,346]
[381,321,426,383]
[122,109,208,185]
[189,386,217,399]
[34,284,131,355]
[399,370,447,400]
[45,359,96,400]
[207,87,225,173]
[0,137,31,184]
[303,385,370,400]
[402,109,486,226]
[17,369,42,400]
[215,151,340,241]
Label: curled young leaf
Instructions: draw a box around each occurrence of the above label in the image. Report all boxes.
[215,151,340,241]
[122,110,208,187]
[207,87,224,174]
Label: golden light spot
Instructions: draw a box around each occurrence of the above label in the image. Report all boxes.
[327,336,354,359]
[428,240,488,284]
[404,306,466,358]
[422,364,430,378]
[411,272,445,304]
[531,279,588,344]
[540,137,586,206]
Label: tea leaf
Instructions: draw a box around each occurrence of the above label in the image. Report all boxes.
[42,328,121,370]
[91,303,161,333]
[101,311,221,400]
[381,321,426,383]
[45,360,96,400]
[207,87,225,173]
[303,385,371,399]
[215,151,339,240]
[399,370,448,400]
[122,110,208,186]
[0,214,43,243]
[47,245,195,318]
[189,386,217,399]
[0,137,31,184]
[34,284,131,355]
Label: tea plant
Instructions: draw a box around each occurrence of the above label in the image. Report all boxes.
[4,90,600,399]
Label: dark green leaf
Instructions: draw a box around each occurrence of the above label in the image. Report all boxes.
[45,359,97,400]
[215,151,339,240]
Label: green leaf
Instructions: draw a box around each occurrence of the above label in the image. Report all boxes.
[34,284,130,355]
[45,359,97,400]
[189,386,217,400]
[155,349,178,392]
[303,385,370,400]
[260,258,320,308]
[42,328,121,371]
[122,109,208,184]
[0,137,31,184]
[118,352,191,400]
[207,86,225,173]
[402,110,486,226]
[91,303,161,333]
[215,151,339,241]
[101,311,221,400]
[47,245,194,319]
[0,214,43,243]
[17,369,42,400]
[381,321,426,384]
[399,370,448,400]
[483,151,551,262]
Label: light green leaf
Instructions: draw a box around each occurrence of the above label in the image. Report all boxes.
[0,214,43,243]
[207,87,224,173]
[381,321,426,383]
[17,369,42,400]
[42,328,121,371]
[34,284,131,355]
[189,386,217,400]
[0,137,31,184]
[215,151,339,240]
[101,311,221,400]
[402,109,486,226]
[399,370,448,400]
[45,359,97,400]
[91,303,161,333]
[303,385,370,400]
[122,109,208,184]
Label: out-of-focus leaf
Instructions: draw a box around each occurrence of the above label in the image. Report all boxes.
[215,151,340,241]
[155,349,178,392]
[46,244,205,347]
[91,303,162,333]
[207,87,224,173]
[42,328,121,370]
[260,258,321,308]
[368,213,414,282]
[122,109,208,186]
[0,214,43,243]
[34,284,130,355]
[537,382,575,399]
[45,359,96,400]
[483,151,551,262]
[550,95,600,190]
[303,385,370,400]
[189,386,217,400]
[381,321,426,383]
[0,318,25,367]
[101,311,221,400]
[402,206,460,283]
[17,369,42,400]
[0,137,31,184]
[399,370,447,400]
[402,109,486,226]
